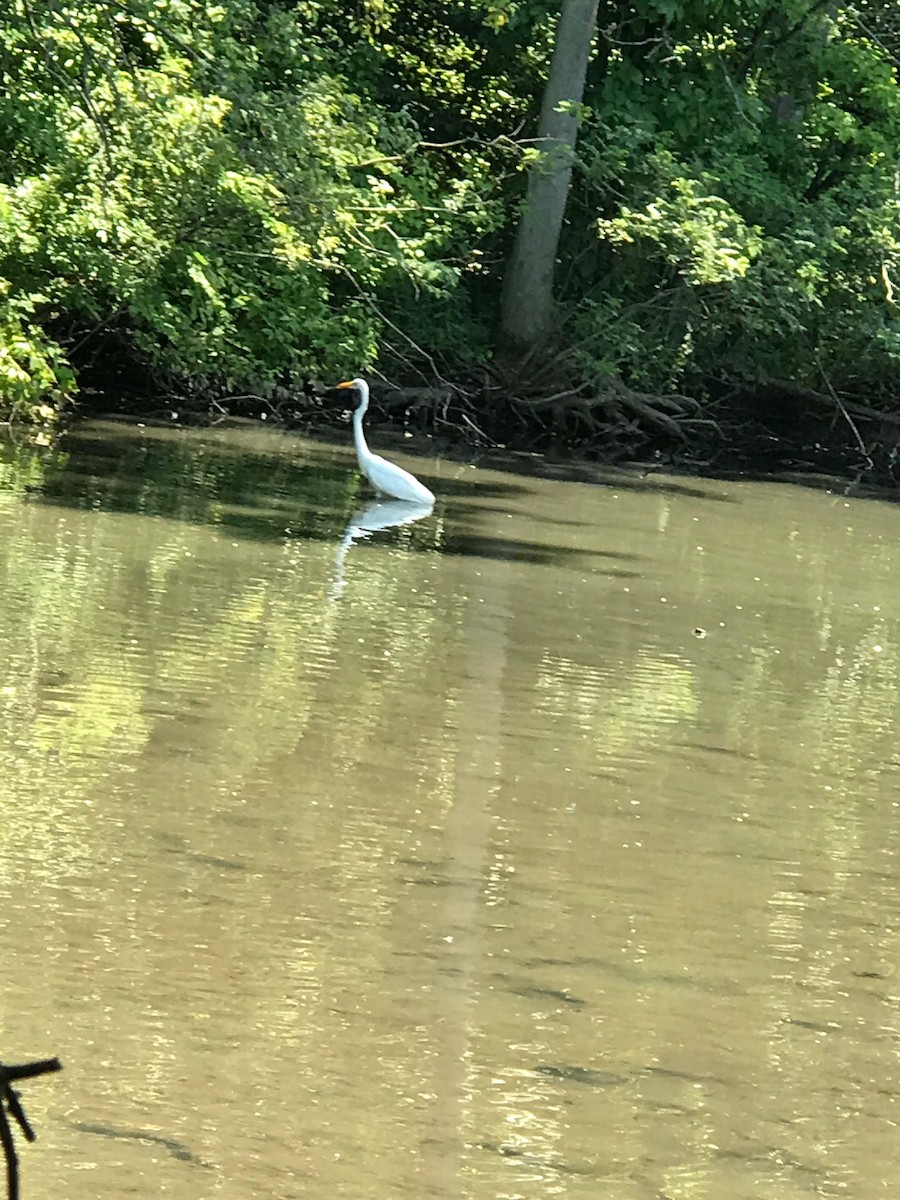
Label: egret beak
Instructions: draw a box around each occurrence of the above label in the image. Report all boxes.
[336,381,356,389]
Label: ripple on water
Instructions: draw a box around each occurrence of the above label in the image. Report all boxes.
[1,425,899,1200]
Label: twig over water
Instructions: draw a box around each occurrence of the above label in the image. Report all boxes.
[0,1058,63,1200]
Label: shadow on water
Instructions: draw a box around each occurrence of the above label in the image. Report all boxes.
[439,534,642,573]
[73,1122,210,1168]
[464,448,744,502]
[2,422,643,571]
[465,440,900,505]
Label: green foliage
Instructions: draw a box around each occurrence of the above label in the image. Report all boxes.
[598,177,764,286]
[0,0,899,432]
[0,0,515,417]
[0,288,75,422]
[562,1,900,405]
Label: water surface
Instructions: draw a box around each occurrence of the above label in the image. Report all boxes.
[1,421,898,1199]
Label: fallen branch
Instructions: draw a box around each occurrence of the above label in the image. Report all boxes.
[0,1058,62,1200]
[816,355,874,469]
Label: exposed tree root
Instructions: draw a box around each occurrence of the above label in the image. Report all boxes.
[320,365,719,461]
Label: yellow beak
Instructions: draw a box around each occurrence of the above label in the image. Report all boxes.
[336,380,356,389]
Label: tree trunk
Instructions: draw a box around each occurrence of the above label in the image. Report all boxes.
[496,0,599,361]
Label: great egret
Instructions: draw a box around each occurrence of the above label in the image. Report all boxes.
[337,378,435,504]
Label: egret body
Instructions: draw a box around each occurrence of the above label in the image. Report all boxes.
[337,378,435,505]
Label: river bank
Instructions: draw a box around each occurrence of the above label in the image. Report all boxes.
[63,373,900,498]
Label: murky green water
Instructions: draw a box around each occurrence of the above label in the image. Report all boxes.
[1,420,899,1200]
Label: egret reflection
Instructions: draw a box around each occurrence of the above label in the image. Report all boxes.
[330,498,433,599]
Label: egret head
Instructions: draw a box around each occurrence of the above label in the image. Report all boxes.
[336,377,369,413]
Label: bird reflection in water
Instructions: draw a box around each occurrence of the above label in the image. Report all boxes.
[329,497,433,600]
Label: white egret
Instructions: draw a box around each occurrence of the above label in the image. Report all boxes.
[337,378,435,504]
